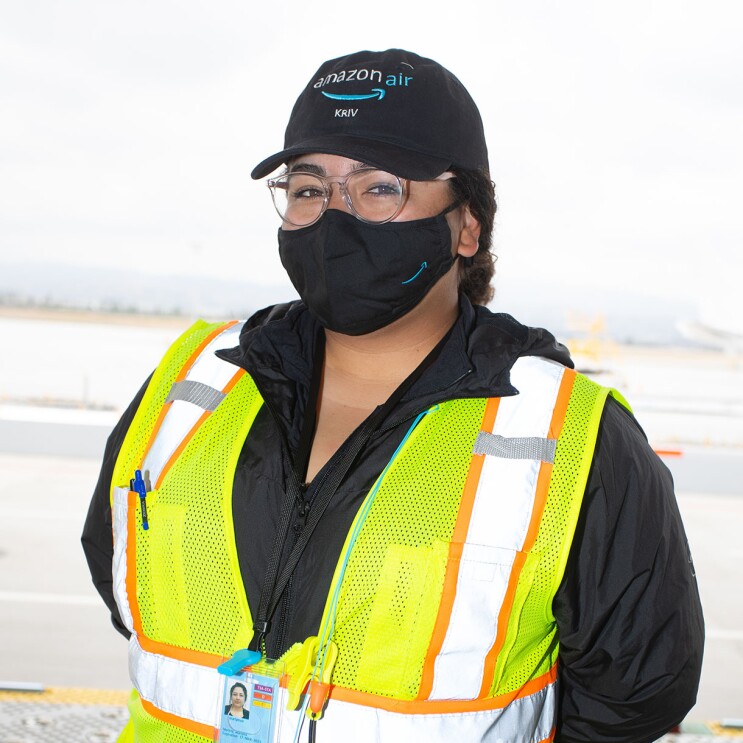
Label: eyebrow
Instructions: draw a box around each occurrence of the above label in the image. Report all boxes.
[288,162,324,175]
[287,160,371,176]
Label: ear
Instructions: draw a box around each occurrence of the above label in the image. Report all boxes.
[455,205,481,258]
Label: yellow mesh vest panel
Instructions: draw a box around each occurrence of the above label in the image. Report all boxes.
[322,399,488,699]
[134,371,262,654]
[111,321,222,497]
[319,373,615,704]
[490,373,610,695]
[111,323,264,742]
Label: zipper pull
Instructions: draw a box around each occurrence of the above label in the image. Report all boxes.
[293,498,311,535]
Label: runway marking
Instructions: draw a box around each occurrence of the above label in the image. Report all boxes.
[0,590,100,606]
[0,686,129,705]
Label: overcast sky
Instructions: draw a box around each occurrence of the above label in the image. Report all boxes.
[1,1,741,326]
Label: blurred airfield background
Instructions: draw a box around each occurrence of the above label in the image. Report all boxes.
[2,0,743,736]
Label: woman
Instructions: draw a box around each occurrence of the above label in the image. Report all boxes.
[224,682,249,719]
[83,48,703,743]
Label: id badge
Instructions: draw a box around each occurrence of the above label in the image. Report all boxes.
[216,663,285,743]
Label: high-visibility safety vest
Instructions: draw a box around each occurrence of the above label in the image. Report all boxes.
[110,320,625,743]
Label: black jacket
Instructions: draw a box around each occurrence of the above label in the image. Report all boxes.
[82,297,704,743]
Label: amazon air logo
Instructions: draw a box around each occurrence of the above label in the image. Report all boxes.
[313,63,414,103]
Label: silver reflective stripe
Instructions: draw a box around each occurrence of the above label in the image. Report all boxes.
[286,685,556,743]
[129,635,222,728]
[112,486,134,634]
[429,357,566,701]
[473,431,556,463]
[165,380,226,411]
[128,630,554,742]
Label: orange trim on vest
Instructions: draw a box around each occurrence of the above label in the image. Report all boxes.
[417,397,501,700]
[154,410,209,489]
[176,321,238,383]
[523,463,553,551]
[549,369,575,440]
[154,368,245,490]
[452,397,500,545]
[332,665,556,714]
[537,729,557,743]
[477,370,575,698]
[417,540,464,700]
[139,401,174,479]
[136,633,225,668]
[477,549,529,698]
[223,368,246,394]
[126,491,144,636]
[140,697,216,740]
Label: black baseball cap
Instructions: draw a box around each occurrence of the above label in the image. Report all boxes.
[251,49,489,181]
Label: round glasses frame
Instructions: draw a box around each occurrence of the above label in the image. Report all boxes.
[266,168,411,228]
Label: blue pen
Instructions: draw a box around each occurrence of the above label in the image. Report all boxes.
[132,469,149,530]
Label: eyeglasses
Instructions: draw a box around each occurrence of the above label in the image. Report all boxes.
[267,168,410,227]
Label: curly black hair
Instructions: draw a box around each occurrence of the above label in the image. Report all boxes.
[448,168,497,306]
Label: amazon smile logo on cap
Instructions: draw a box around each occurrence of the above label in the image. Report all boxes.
[322,88,386,101]
[313,63,414,103]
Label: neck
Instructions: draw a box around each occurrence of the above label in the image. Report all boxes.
[302,281,460,483]
[323,285,460,392]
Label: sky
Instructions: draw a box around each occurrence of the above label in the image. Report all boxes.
[1,1,742,326]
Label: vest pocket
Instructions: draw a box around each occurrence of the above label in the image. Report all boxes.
[124,489,191,646]
[354,540,449,698]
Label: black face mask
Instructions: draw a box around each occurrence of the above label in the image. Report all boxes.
[278,207,458,335]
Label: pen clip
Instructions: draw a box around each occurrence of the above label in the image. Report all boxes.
[132,469,149,530]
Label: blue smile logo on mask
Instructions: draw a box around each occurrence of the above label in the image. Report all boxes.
[402,262,428,285]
